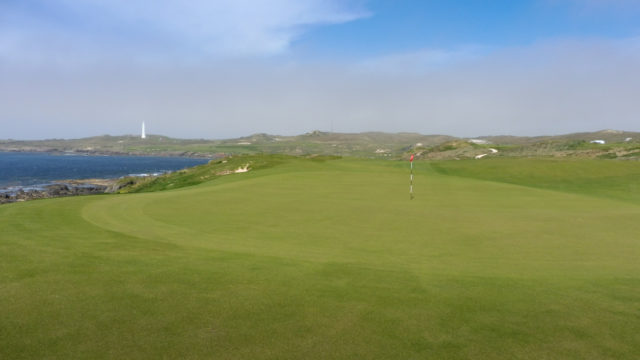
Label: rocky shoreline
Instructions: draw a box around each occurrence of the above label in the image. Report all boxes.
[0,178,119,204]
[0,148,216,159]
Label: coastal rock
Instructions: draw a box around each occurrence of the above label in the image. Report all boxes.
[105,179,136,193]
[46,184,71,196]
[0,182,109,204]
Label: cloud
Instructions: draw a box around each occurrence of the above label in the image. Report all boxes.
[1,2,639,139]
[2,36,640,139]
[356,46,490,75]
[0,0,369,64]
[349,36,640,136]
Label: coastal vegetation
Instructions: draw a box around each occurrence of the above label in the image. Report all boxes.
[1,129,639,160]
[1,155,639,359]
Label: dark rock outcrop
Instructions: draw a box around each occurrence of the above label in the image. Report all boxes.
[0,183,108,204]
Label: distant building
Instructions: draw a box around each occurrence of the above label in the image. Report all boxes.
[590,140,605,144]
[141,122,146,139]
[469,139,489,145]
[625,137,632,142]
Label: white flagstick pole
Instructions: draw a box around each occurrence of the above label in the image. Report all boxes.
[410,154,414,200]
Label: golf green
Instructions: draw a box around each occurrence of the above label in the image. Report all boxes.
[1,157,639,359]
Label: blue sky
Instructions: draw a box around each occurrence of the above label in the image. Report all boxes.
[296,0,640,59]
[1,0,640,139]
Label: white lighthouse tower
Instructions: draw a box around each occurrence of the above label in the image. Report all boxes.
[141,121,146,139]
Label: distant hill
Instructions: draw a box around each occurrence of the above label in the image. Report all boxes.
[478,129,639,145]
[1,130,639,160]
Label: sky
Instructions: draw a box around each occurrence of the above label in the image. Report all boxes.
[1,0,640,139]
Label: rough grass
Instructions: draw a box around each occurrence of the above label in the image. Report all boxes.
[430,158,640,205]
[118,154,340,193]
[1,156,639,359]
[117,154,291,193]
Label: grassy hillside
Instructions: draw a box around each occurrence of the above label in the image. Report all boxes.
[3,129,639,159]
[1,156,640,359]
[113,154,300,193]
[431,158,640,204]
[0,132,455,158]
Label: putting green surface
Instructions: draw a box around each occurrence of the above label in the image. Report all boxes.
[2,157,639,359]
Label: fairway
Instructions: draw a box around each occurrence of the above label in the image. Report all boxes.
[2,157,640,359]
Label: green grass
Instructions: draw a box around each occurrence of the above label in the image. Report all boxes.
[1,156,640,359]
[430,158,640,205]
[117,154,341,193]
[117,154,295,193]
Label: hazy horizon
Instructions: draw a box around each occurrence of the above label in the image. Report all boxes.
[2,1,640,140]
[2,127,638,142]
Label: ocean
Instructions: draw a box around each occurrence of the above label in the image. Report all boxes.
[0,152,210,189]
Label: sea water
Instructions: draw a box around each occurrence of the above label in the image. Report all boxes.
[0,152,210,189]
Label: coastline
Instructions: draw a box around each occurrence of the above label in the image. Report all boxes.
[0,152,214,204]
[0,179,113,204]
[0,178,120,204]
[0,148,216,159]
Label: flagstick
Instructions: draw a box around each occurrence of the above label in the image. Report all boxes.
[410,155,414,200]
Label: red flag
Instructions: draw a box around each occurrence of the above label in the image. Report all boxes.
[410,154,414,162]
